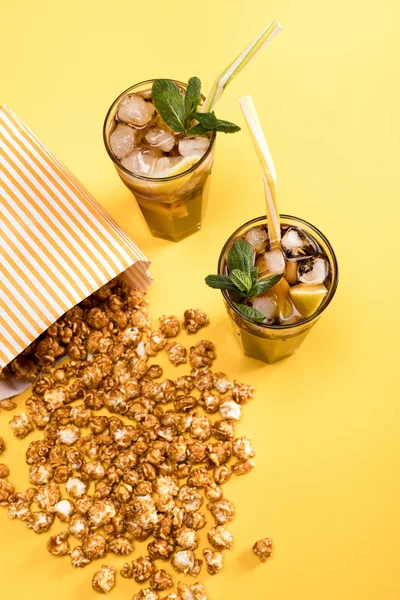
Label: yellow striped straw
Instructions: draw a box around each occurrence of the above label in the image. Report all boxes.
[202,20,282,114]
[239,95,281,247]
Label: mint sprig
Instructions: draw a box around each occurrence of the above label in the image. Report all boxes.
[205,239,283,322]
[151,77,240,136]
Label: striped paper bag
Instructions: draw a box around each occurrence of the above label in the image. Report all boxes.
[0,105,151,399]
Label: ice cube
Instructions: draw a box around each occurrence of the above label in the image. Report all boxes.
[281,227,317,260]
[255,248,285,277]
[121,147,163,177]
[244,226,268,253]
[117,93,155,127]
[110,125,136,160]
[178,136,210,157]
[145,127,175,152]
[298,256,329,285]
[251,294,278,322]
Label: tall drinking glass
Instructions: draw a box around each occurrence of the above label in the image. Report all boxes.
[104,80,216,242]
[218,215,339,363]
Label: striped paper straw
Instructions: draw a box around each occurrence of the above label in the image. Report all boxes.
[239,95,281,246]
[202,20,282,113]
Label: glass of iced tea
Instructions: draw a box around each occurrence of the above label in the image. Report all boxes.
[103,80,216,242]
[217,215,339,363]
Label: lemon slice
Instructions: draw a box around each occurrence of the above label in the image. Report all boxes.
[155,156,200,178]
[289,283,328,318]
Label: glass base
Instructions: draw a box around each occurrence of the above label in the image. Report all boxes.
[148,224,201,242]
[231,321,311,364]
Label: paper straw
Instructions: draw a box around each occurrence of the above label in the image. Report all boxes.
[239,95,281,246]
[202,20,282,113]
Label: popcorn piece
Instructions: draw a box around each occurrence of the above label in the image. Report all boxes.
[219,399,241,421]
[231,380,254,404]
[68,512,89,539]
[183,310,209,334]
[9,413,33,438]
[133,590,159,600]
[27,511,54,534]
[69,545,91,568]
[207,499,235,525]
[107,534,134,555]
[43,387,68,411]
[65,476,88,498]
[159,315,180,338]
[187,468,211,488]
[252,537,273,562]
[184,512,206,531]
[28,464,53,486]
[120,562,134,579]
[58,424,80,445]
[178,486,203,513]
[189,341,216,369]
[82,533,107,559]
[147,539,175,561]
[232,459,255,476]
[177,582,208,600]
[203,548,223,575]
[0,463,10,478]
[190,416,211,441]
[150,569,173,591]
[47,531,70,556]
[213,466,231,485]
[35,483,60,511]
[0,479,14,505]
[88,499,117,528]
[53,499,75,521]
[174,527,198,550]
[207,442,231,466]
[199,391,220,414]
[204,483,223,503]
[8,491,33,520]
[232,437,256,461]
[207,526,233,550]
[211,419,235,441]
[0,399,17,410]
[131,555,154,582]
[92,565,116,594]
[166,342,187,366]
[171,550,195,574]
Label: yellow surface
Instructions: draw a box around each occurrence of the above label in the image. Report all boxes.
[1,1,400,599]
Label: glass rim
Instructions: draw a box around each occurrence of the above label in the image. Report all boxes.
[217,214,339,331]
[103,78,217,183]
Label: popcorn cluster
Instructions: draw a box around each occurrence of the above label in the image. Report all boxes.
[0,277,271,597]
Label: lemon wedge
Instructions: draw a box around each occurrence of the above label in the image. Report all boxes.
[289,283,328,318]
[156,156,200,178]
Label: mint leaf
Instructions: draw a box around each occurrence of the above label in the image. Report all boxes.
[227,239,254,275]
[194,112,219,130]
[251,266,259,281]
[152,79,186,132]
[233,302,265,322]
[185,77,201,120]
[249,273,283,297]
[188,124,209,135]
[205,274,241,292]
[230,269,253,293]
[215,119,241,133]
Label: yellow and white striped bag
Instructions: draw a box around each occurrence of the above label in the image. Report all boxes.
[0,105,150,397]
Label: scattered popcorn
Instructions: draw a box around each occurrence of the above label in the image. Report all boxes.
[47,531,70,556]
[252,537,274,562]
[183,310,209,334]
[92,565,116,594]
[9,413,33,438]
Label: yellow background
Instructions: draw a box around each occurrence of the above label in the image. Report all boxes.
[1,0,400,599]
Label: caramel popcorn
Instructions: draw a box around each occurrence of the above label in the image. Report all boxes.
[213,466,231,485]
[184,512,206,531]
[232,459,255,476]
[207,499,235,525]
[147,539,175,561]
[219,399,241,421]
[9,413,33,438]
[107,534,134,555]
[171,550,195,574]
[70,545,91,568]
[189,341,216,369]
[159,315,180,338]
[207,442,231,466]
[27,510,54,533]
[65,476,88,498]
[187,469,211,488]
[231,380,254,405]
[189,417,211,441]
[204,483,223,503]
[0,463,10,478]
[150,569,173,591]
[0,399,17,410]
[166,342,187,366]
[211,419,235,441]
[252,538,273,562]
[28,463,53,486]
[0,478,14,505]
[177,582,208,600]
[92,565,116,594]
[178,486,203,513]
[83,532,107,559]
[133,589,159,600]
[232,437,255,461]
[47,531,70,556]
[129,555,154,582]
[35,483,60,511]
[8,490,33,520]
[207,526,233,550]
[192,368,213,391]
[183,310,209,334]
[173,527,198,550]
[68,513,89,539]
[203,548,223,575]
[53,499,75,521]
